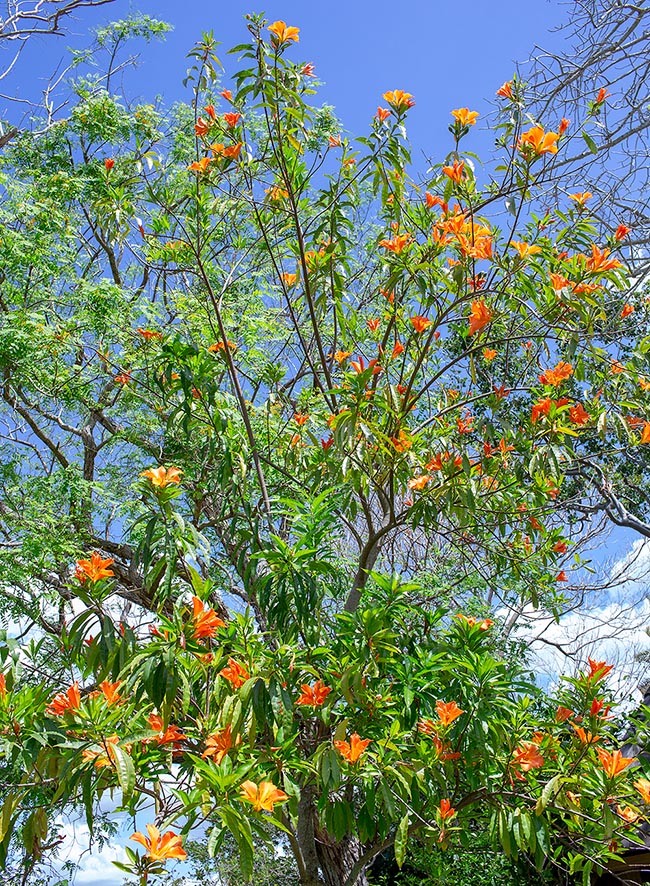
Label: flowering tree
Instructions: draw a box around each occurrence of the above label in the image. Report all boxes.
[0,12,650,886]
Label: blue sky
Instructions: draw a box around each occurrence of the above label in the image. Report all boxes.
[4,0,569,156]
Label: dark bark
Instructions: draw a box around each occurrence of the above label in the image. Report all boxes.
[315,829,369,886]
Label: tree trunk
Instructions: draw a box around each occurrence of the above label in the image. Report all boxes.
[315,831,369,886]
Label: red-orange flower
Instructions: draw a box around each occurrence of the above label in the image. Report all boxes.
[382,90,415,111]
[223,112,241,128]
[596,747,636,777]
[147,713,186,746]
[496,81,514,99]
[140,466,183,488]
[512,741,544,772]
[99,680,122,705]
[559,117,570,135]
[587,657,614,682]
[451,108,479,127]
[585,244,623,272]
[240,780,289,812]
[595,87,610,104]
[436,700,464,727]
[555,705,574,722]
[439,798,456,820]
[539,361,574,386]
[408,474,432,491]
[334,733,371,763]
[46,682,81,716]
[75,552,114,584]
[641,422,650,445]
[615,224,631,241]
[296,680,332,707]
[104,158,114,171]
[220,658,250,688]
[268,21,300,45]
[518,126,559,156]
[442,160,465,184]
[191,595,225,639]
[635,778,650,804]
[131,824,187,861]
[569,192,592,206]
[376,107,391,122]
[621,303,634,318]
[468,300,493,336]
[379,233,412,254]
[511,241,542,258]
[202,725,236,764]
[410,315,432,333]
[569,403,590,425]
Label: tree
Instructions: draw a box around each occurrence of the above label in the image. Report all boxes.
[0,12,649,886]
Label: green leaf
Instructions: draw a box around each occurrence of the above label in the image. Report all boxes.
[582,131,598,154]
[394,813,409,868]
[111,744,135,800]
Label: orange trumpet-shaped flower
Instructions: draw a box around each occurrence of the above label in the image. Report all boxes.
[587,657,614,682]
[439,798,456,820]
[140,466,183,488]
[187,156,211,174]
[595,87,610,104]
[75,551,114,584]
[615,224,631,241]
[104,158,114,171]
[281,272,297,287]
[408,474,432,491]
[483,348,497,361]
[382,90,415,111]
[202,724,235,764]
[147,713,187,746]
[240,780,289,812]
[617,805,640,824]
[571,723,600,745]
[569,403,590,425]
[220,658,250,688]
[596,747,636,777]
[559,117,570,135]
[569,192,592,206]
[518,126,559,156]
[621,303,634,319]
[99,680,122,705]
[468,300,493,336]
[496,80,514,99]
[294,412,309,426]
[191,596,225,639]
[137,328,163,340]
[585,244,623,272]
[641,422,650,444]
[296,680,332,707]
[0,673,6,699]
[436,700,464,727]
[539,361,573,386]
[550,273,570,291]
[334,733,372,763]
[451,108,479,127]
[376,107,391,122]
[131,824,187,861]
[442,160,465,183]
[555,705,574,723]
[223,112,241,128]
[511,241,542,258]
[635,778,650,804]
[512,741,544,771]
[391,341,405,359]
[410,315,432,333]
[194,117,211,137]
[268,21,300,45]
[82,735,121,768]
[379,232,412,254]
[46,682,81,716]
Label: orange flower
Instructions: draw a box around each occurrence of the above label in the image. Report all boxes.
[439,798,456,820]
[240,780,289,812]
[191,596,225,639]
[223,112,241,128]
[436,700,464,727]
[569,192,592,206]
[408,475,432,491]
[204,104,216,119]
[376,107,391,122]
[616,805,639,824]
[140,466,183,488]
[266,185,288,201]
[615,224,630,241]
[468,300,493,336]
[641,422,650,444]
[301,63,315,76]
[391,341,405,359]
[512,741,544,771]
[296,680,332,707]
[442,160,465,184]
[75,551,114,584]
[0,673,6,699]
[587,657,613,682]
[496,81,514,99]
[202,724,235,764]
[281,272,297,287]
[555,705,574,723]
[559,117,570,135]
[569,403,590,425]
[268,21,300,45]
[194,117,211,137]
[334,350,351,363]
[46,682,81,716]
[131,824,187,861]
[511,241,542,258]
[595,87,610,104]
[483,348,497,361]
[539,361,573,386]
[550,273,569,291]
[220,658,250,688]
[334,733,371,763]
[104,158,114,171]
[221,89,233,101]
[634,778,650,804]
[379,233,412,254]
[518,126,559,156]
[621,303,634,318]
[382,90,415,111]
[451,108,479,127]
[114,371,132,385]
[82,735,121,768]
[367,318,380,332]
[187,156,211,174]
[147,713,187,746]
[571,723,599,745]
[99,680,122,705]
[553,541,568,554]
[410,315,432,333]
[556,571,568,583]
[596,747,636,777]
[390,430,412,451]
[585,244,623,272]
